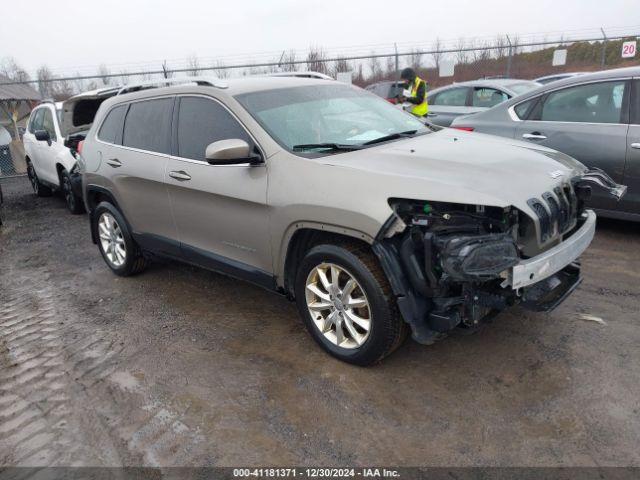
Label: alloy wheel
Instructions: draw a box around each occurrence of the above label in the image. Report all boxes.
[98,212,127,267]
[305,262,372,349]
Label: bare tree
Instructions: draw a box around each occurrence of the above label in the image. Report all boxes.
[331,56,350,77]
[52,78,75,100]
[455,38,469,65]
[0,57,30,82]
[162,61,173,79]
[214,60,229,78]
[281,50,298,72]
[306,46,328,74]
[72,73,87,94]
[368,53,383,81]
[408,48,423,70]
[36,65,55,98]
[186,55,200,76]
[353,63,365,86]
[97,64,111,85]
[431,37,443,69]
[493,35,509,59]
[385,55,396,76]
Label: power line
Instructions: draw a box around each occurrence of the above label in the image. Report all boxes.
[2,31,638,86]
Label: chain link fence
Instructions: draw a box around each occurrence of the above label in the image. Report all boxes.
[0,31,639,177]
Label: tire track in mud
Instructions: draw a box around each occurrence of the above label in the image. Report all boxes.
[0,265,124,466]
[0,263,209,467]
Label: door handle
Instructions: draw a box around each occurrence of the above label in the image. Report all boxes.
[169,170,191,181]
[631,143,640,150]
[426,112,438,117]
[522,133,547,140]
[106,158,122,167]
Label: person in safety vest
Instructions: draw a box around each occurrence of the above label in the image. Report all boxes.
[399,67,428,117]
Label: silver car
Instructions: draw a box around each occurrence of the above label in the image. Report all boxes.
[451,66,638,221]
[426,79,541,127]
[80,76,623,365]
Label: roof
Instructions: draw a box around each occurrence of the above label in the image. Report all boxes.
[535,66,640,88]
[0,74,41,102]
[428,78,540,95]
[110,76,338,103]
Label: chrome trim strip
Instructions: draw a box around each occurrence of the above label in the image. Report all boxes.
[508,210,596,289]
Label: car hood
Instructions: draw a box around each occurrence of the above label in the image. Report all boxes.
[322,128,586,213]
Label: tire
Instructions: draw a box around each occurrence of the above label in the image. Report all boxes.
[294,242,408,366]
[93,201,148,276]
[60,168,84,214]
[26,159,52,197]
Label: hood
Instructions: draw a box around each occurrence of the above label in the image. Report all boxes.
[60,87,120,137]
[322,128,586,214]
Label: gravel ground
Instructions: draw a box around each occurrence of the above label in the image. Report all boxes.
[0,175,639,467]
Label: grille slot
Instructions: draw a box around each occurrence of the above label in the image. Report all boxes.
[527,198,551,242]
[554,186,571,233]
[564,183,578,221]
[542,192,560,235]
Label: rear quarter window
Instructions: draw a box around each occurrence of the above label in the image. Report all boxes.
[98,105,127,144]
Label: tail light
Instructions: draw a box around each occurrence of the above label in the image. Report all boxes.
[77,140,84,154]
[452,126,474,132]
[387,98,398,104]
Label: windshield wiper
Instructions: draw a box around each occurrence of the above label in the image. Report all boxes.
[292,143,363,152]
[361,130,419,146]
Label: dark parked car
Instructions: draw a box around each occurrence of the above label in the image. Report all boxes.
[364,81,405,104]
[451,66,638,220]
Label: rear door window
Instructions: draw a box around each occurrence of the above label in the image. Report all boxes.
[472,87,509,108]
[430,88,469,107]
[98,105,127,144]
[176,96,251,161]
[540,81,627,124]
[123,98,173,154]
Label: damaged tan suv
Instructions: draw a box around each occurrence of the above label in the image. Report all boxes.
[80,77,626,365]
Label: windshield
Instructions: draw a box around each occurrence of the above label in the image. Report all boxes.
[235,84,428,153]
[508,82,541,95]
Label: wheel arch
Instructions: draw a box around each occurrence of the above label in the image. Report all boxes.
[86,185,124,244]
[279,223,374,298]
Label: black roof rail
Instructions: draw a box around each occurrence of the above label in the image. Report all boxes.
[117,77,228,96]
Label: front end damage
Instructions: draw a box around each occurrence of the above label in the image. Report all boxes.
[373,169,624,344]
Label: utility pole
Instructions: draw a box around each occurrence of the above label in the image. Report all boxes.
[506,35,513,78]
[394,43,399,79]
[600,28,608,67]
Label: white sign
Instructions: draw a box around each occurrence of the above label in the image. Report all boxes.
[622,40,637,58]
[336,71,353,84]
[439,60,455,78]
[552,49,567,66]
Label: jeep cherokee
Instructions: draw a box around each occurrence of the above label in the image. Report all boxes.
[80,77,625,365]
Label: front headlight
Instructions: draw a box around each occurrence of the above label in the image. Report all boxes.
[439,234,519,282]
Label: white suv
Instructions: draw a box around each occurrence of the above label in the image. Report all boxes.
[23,87,119,213]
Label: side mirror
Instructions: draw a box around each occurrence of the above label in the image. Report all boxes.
[205,139,262,165]
[34,130,51,144]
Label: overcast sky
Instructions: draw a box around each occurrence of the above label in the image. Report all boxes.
[1,0,637,75]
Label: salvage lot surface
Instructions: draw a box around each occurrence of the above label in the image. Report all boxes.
[0,175,639,467]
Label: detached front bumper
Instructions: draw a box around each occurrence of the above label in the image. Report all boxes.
[505,210,596,290]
